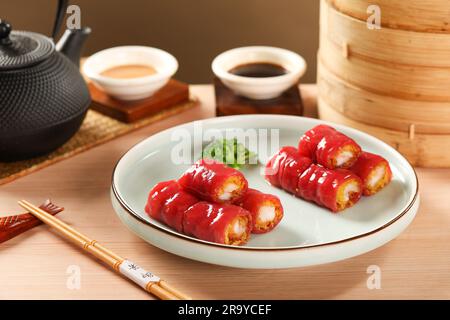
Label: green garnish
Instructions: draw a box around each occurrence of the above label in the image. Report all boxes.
[202,138,257,170]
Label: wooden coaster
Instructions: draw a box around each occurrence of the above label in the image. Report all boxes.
[90,79,190,123]
[0,99,198,186]
[214,78,303,116]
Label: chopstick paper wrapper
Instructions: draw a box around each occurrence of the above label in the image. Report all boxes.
[119,260,160,288]
[0,200,63,244]
[18,200,191,300]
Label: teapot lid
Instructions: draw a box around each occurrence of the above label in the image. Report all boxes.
[0,20,55,70]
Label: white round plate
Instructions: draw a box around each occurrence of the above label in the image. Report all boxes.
[111,115,419,269]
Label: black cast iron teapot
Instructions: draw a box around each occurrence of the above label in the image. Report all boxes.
[0,0,91,161]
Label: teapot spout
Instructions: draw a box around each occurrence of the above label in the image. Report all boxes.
[56,27,91,67]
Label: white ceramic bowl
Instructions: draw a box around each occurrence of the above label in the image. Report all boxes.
[111,115,419,269]
[212,46,307,100]
[83,46,178,101]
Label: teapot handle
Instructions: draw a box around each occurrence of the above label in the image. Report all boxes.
[52,0,69,39]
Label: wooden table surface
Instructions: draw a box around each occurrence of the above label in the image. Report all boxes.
[0,85,449,300]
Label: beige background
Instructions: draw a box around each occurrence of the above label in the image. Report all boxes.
[0,0,320,83]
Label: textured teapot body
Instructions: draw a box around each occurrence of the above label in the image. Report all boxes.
[0,51,90,161]
[0,19,91,161]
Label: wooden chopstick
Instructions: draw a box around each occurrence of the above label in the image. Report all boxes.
[18,200,192,300]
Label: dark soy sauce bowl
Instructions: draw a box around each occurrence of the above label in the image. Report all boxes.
[212,46,306,100]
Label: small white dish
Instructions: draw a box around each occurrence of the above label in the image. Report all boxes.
[111,115,419,269]
[83,46,178,101]
[212,46,307,100]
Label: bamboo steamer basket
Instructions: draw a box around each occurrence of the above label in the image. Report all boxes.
[321,1,450,67]
[318,97,450,168]
[320,41,450,102]
[318,0,450,167]
[329,0,450,33]
[317,62,450,135]
[320,1,450,102]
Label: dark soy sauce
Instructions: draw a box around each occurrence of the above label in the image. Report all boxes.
[229,62,287,78]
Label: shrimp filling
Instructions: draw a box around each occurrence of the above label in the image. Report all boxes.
[219,183,239,201]
[225,216,250,245]
[233,219,245,235]
[332,145,360,168]
[336,180,361,211]
[335,151,353,167]
[217,176,246,202]
[258,206,276,223]
[365,163,391,195]
[368,165,385,188]
[252,200,283,232]
[343,182,359,202]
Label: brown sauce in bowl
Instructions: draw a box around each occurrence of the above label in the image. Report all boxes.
[229,62,287,78]
[100,65,157,79]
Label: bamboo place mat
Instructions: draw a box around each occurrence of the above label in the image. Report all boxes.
[0,99,197,186]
